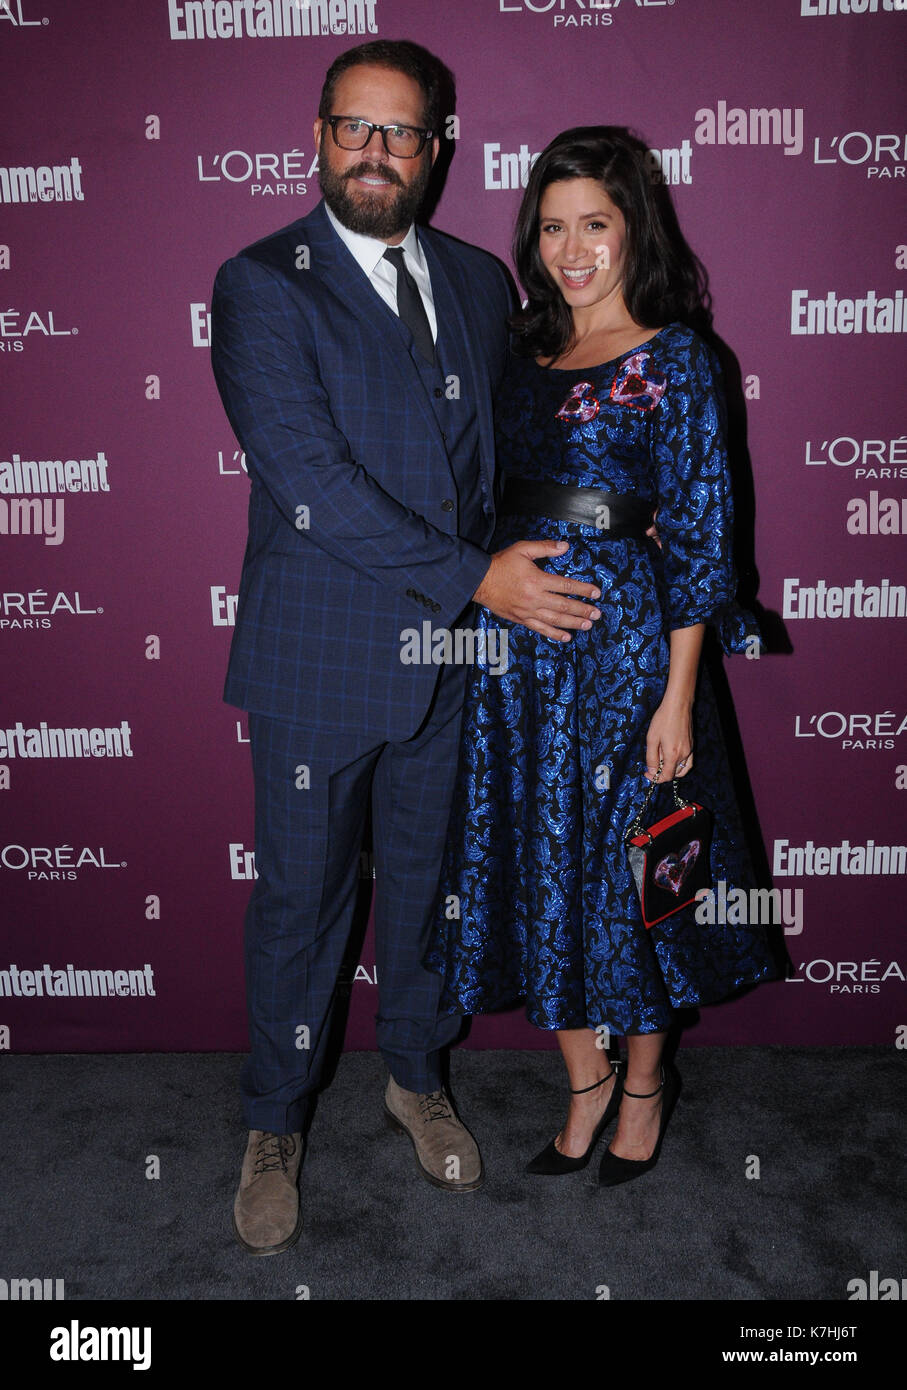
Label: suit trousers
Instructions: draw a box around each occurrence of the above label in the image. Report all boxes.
[240,660,467,1135]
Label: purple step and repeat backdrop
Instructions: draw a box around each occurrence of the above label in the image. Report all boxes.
[1,0,905,1055]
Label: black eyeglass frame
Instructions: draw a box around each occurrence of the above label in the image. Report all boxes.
[325,115,434,158]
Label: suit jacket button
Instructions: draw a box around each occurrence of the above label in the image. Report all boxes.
[434,386,444,399]
[441,498,454,512]
[431,602,441,613]
[406,587,417,598]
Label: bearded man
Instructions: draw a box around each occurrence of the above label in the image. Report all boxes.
[210,38,600,1254]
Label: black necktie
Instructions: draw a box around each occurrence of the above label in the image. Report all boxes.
[383,246,435,365]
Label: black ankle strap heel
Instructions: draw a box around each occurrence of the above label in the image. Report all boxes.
[598,1064,680,1188]
[620,1072,664,1100]
[526,1065,623,1176]
[569,1065,617,1095]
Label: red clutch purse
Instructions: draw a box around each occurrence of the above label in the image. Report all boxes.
[625,774,713,929]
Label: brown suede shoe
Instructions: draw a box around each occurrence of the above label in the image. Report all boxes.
[232,1130,303,1255]
[384,1075,484,1192]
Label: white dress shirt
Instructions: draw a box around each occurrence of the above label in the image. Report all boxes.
[324,200,438,343]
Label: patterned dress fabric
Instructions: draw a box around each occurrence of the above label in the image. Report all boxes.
[423,322,778,1035]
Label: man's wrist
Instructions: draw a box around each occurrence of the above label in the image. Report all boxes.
[472,555,494,603]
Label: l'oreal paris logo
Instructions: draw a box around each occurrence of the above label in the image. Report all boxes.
[500,0,672,10]
[0,2,46,26]
[498,0,673,27]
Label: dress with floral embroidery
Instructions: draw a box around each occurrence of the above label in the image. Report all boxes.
[423,322,778,1035]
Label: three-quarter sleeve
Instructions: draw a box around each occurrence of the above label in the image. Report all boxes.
[652,336,761,655]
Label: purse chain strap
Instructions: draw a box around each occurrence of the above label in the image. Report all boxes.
[625,757,692,843]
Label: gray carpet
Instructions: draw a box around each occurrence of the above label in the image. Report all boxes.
[0,1047,903,1302]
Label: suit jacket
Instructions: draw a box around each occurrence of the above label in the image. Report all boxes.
[210,198,514,741]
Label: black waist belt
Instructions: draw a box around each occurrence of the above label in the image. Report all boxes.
[500,476,655,537]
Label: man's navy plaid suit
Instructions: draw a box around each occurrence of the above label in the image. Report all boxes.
[211,198,513,1134]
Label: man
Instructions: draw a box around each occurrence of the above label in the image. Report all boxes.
[211,39,601,1256]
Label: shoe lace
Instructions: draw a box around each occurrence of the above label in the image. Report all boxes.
[253,1132,296,1175]
[419,1089,453,1123]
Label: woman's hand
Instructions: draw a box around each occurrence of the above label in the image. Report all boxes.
[645,697,694,781]
[644,623,705,780]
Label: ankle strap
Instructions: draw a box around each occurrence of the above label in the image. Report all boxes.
[570,1065,617,1095]
[622,1067,664,1099]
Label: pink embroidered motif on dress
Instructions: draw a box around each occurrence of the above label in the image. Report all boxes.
[555,381,600,423]
[609,352,667,412]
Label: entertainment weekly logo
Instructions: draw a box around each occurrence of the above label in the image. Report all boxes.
[167,0,379,40]
[782,577,906,619]
[191,304,211,347]
[791,289,906,335]
[484,139,692,189]
[0,722,133,759]
[498,0,674,31]
[0,963,156,999]
[211,585,237,626]
[0,451,110,548]
[800,0,907,14]
[230,844,376,883]
[773,838,906,875]
[0,158,83,205]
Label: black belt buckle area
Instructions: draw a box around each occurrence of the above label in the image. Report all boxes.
[500,476,655,538]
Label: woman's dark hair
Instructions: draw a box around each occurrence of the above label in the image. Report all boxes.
[318,40,443,134]
[511,126,711,359]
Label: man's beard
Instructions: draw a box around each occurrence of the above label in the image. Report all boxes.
[318,139,432,239]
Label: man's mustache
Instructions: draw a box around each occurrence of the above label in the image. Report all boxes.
[343,162,403,188]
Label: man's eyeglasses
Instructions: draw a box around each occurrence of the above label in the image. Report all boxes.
[325,116,433,159]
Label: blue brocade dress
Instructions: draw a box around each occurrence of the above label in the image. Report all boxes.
[423,321,778,1036]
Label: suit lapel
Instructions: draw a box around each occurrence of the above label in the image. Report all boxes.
[298,202,499,512]
[419,229,497,506]
[302,202,443,445]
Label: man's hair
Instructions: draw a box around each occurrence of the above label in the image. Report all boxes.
[318,40,442,134]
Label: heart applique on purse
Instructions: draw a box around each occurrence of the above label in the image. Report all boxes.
[654,840,702,896]
[626,775,713,928]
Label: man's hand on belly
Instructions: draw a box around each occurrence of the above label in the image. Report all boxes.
[473,539,602,641]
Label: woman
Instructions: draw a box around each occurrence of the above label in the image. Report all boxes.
[423,126,779,1187]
